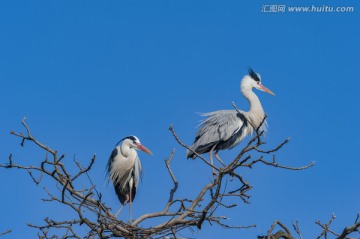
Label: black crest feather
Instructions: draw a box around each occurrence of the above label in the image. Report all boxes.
[115,135,137,146]
[248,68,261,82]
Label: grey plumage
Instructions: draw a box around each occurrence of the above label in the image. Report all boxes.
[187,110,249,158]
[186,68,274,161]
[107,146,142,205]
[107,136,152,218]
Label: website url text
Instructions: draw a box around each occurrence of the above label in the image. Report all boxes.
[261,5,354,13]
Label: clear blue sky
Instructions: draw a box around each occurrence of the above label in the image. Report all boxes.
[1,0,359,238]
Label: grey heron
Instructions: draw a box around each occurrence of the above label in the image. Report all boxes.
[186,68,274,174]
[107,135,152,220]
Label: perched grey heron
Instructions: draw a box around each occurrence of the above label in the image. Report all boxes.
[186,68,275,174]
[107,135,152,220]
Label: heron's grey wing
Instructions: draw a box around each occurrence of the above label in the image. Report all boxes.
[198,110,245,142]
[107,146,134,189]
[106,147,118,182]
[187,110,247,157]
[129,154,142,202]
[133,155,142,189]
[108,146,138,205]
[107,147,126,204]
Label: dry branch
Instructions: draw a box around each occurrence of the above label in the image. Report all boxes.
[0,230,12,237]
[3,117,356,239]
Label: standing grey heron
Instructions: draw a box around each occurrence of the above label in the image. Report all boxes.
[186,68,275,174]
[107,135,152,220]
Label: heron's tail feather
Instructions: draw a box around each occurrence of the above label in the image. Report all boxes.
[186,147,197,159]
[115,186,127,205]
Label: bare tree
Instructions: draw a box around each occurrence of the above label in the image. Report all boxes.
[1,116,359,239]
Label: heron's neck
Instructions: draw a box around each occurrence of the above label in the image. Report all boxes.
[242,88,265,126]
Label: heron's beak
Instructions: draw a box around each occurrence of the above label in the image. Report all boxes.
[260,84,275,96]
[137,144,153,155]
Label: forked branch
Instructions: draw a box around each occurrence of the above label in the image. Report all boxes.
[4,117,355,239]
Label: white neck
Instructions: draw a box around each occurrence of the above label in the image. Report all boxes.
[243,89,264,115]
[241,82,265,128]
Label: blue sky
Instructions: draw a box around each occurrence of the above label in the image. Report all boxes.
[1,0,359,238]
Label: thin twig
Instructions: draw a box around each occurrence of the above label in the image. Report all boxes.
[0,230,12,237]
[169,124,219,171]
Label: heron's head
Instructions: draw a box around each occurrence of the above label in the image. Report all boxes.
[241,68,275,96]
[121,136,153,155]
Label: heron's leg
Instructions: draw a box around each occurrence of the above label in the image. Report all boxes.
[129,190,133,224]
[115,195,129,217]
[209,144,217,176]
[214,151,226,167]
[115,204,125,217]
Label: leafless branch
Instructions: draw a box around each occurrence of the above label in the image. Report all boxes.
[259,220,296,239]
[0,230,12,237]
[260,214,360,239]
[335,213,360,239]
[2,117,356,239]
[316,213,339,239]
[292,220,303,239]
[169,124,219,172]
[165,149,178,205]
